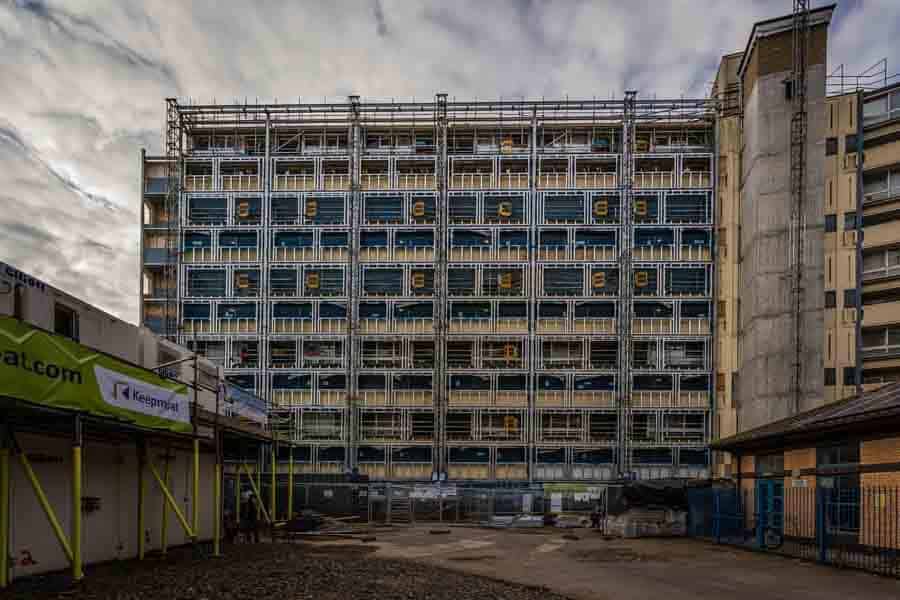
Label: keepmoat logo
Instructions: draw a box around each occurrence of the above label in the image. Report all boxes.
[113,382,181,416]
[95,364,190,425]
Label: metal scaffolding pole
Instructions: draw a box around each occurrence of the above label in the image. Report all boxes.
[617,91,637,479]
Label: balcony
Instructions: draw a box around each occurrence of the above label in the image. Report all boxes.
[221,174,260,192]
[574,172,617,189]
[634,171,674,189]
[496,172,529,189]
[537,172,570,189]
[274,174,316,191]
[322,173,350,190]
[681,171,712,188]
[143,248,173,264]
[360,173,390,191]
[396,173,436,189]
[144,177,168,195]
[183,175,213,192]
[451,172,495,189]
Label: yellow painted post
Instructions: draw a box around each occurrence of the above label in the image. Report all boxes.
[287,449,294,520]
[235,466,241,522]
[18,452,73,562]
[160,456,170,555]
[71,444,83,581]
[240,464,271,523]
[270,445,276,521]
[192,438,200,539]
[255,457,262,522]
[1,447,10,589]
[149,460,194,538]
[137,446,146,560]
[213,456,221,557]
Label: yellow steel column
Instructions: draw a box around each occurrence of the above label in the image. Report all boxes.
[71,444,83,580]
[235,466,241,521]
[212,431,221,556]
[192,438,199,539]
[287,449,294,520]
[148,460,194,538]
[0,446,10,589]
[269,444,276,521]
[18,452,73,562]
[71,415,83,582]
[137,445,146,560]
[255,455,261,522]
[160,455,170,556]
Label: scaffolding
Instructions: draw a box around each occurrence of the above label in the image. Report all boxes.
[142,94,715,483]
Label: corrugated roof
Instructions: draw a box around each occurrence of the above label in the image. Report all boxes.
[712,381,900,451]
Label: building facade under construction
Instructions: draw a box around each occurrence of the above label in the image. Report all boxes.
[141,95,716,483]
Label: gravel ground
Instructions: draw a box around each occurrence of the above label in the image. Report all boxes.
[0,543,574,600]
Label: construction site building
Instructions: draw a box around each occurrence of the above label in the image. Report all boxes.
[140,95,716,483]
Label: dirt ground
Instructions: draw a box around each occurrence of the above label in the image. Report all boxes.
[352,525,900,600]
[3,526,900,599]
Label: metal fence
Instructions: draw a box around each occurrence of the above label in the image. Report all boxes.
[225,476,605,526]
[688,484,900,578]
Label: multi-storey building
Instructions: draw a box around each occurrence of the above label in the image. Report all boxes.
[140,96,716,483]
[824,82,900,401]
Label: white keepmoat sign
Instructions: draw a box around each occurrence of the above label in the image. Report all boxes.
[94,364,191,425]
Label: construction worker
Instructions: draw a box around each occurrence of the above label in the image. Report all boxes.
[240,491,261,543]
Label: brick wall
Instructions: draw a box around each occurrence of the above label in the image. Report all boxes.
[783,448,817,538]
[861,436,900,548]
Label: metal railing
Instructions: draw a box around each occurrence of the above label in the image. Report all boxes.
[537,173,570,189]
[183,175,213,191]
[274,174,316,191]
[396,173,436,189]
[574,172,617,188]
[221,174,260,191]
[634,171,674,188]
[451,173,495,189]
[680,171,712,188]
[497,173,529,188]
[688,485,900,579]
[322,174,351,190]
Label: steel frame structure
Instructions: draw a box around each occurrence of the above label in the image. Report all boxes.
[141,94,716,483]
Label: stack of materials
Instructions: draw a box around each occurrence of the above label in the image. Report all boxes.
[604,481,689,538]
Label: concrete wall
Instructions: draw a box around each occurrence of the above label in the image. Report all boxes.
[8,432,217,578]
[737,34,826,431]
[713,53,744,476]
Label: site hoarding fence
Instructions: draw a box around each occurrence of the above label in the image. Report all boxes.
[687,484,900,578]
[221,477,606,526]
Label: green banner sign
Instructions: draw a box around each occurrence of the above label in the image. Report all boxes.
[0,316,192,433]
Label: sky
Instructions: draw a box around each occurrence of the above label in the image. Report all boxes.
[1,0,898,323]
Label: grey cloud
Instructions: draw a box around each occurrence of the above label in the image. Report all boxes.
[1,0,897,321]
[373,0,389,37]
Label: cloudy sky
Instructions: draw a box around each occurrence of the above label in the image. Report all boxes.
[1,0,898,323]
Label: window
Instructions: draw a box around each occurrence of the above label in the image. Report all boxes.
[843,212,857,230]
[843,366,857,386]
[187,269,226,297]
[817,441,860,537]
[54,304,79,341]
[843,289,856,308]
[825,291,836,308]
[755,453,784,476]
[863,90,900,125]
[825,214,836,233]
[826,137,838,156]
[862,247,900,281]
[863,169,900,205]
[825,368,836,386]
[861,326,900,358]
[845,134,858,153]
[862,208,900,227]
